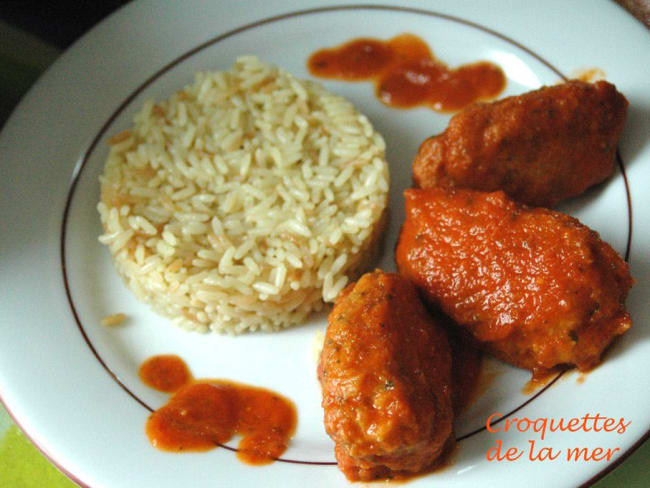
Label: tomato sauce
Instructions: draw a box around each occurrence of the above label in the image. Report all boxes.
[139,354,192,392]
[448,331,483,414]
[140,355,297,465]
[308,33,506,112]
[573,67,606,83]
[522,370,557,394]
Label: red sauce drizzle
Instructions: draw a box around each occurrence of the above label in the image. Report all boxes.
[139,354,192,392]
[522,369,557,394]
[141,355,297,465]
[308,33,506,112]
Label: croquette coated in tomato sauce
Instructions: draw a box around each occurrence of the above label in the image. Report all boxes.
[413,81,628,207]
[396,187,633,377]
[318,270,454,481]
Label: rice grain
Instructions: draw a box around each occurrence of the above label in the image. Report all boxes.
[98,56,389,333]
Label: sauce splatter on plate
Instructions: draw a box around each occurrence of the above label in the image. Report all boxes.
[308,33,506,112]
[140,355,297,465]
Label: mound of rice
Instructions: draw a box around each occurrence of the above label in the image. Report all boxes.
[97,56,389,333]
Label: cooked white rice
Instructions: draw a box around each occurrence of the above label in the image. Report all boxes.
[97,56,389,333]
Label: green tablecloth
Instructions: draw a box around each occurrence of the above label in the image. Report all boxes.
[1,15,648,488]
[0,405,76,487]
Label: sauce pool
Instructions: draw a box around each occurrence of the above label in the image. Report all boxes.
[140,355,297,465]
[308,33,506,112]
[139,354,192,392]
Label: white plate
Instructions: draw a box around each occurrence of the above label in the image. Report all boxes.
[1,1,649,487]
